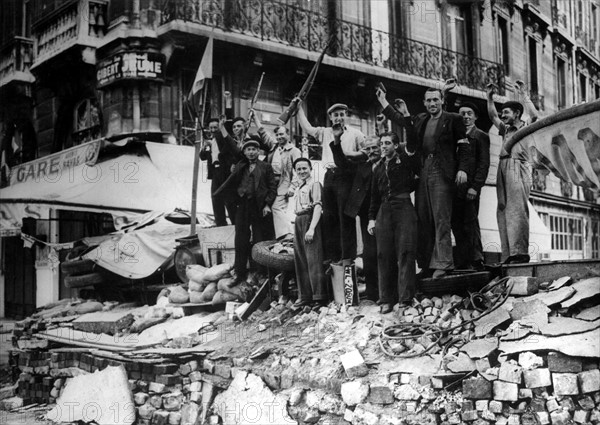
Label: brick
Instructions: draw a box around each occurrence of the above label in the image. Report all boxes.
[489,400,503,413]
[475,400,489,411]
[341,381,369,406]
[461,410,478,421]
[518,388,533,399]
[340,350,368,378]
[546,398,560,412]
[154,364,178,375]
[536,411,550,425]
[149,382,166,394]
[507,414,521,425]
[578,369,600,393]
[368,385,393,405]
[156,374,180,387]
[499,362,523,384]
[552,373,579,396]
[573,409,589,423]
[523,368,551,388]
[493,381,519,401]
[550,410,572,425]
[152,410,169,425]
[577,395,595,410]
[463,377,493,399]
[162,393,182,411]
[481,409,496,421]
[547,352,583,373]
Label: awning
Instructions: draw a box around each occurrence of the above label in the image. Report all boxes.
[479,185,552,258]
[0,141,213,232]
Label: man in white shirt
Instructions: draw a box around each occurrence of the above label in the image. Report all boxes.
[297,102,365,263]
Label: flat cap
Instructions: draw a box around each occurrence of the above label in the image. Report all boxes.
[327,103,348,115]
[242,139,260,150]
[459,102,480,116]
[501,101,524,115]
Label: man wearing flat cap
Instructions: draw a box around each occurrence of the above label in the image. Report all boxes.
[486,83,539,264]
[451,102,490,271]
[296,101,365,264]
[215,139,276,282]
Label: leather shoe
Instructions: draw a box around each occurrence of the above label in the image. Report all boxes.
[416,269,433,280]
[432,269,448,279]
[504,254,530,264]
[380,303,393,314]
[292,299,311,309]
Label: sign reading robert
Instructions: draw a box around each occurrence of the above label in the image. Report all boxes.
[96,52,165,87]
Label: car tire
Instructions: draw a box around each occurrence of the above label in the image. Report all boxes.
[251,240,295,272]
[61,259,95,276]
[64,272,106,288]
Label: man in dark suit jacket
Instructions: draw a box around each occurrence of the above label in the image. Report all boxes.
[200,118,238,226]
[214,139,276,281]
[451,103,490,271]
[331,133,381,301]
[377,87,471,279]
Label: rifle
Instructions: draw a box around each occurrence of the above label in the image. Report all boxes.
[278,37,334,125]
[247,72,265,129]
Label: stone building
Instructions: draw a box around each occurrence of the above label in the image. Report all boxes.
[0,0,599,318]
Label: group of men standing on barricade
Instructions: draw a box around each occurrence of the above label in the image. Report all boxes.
[199,78,539,314]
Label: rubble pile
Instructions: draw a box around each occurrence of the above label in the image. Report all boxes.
[0,274,598,425]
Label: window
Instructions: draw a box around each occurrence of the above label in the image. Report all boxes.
[528,37,539,94]
[498,16,510,75]
[556,58,567,109]
[595,84,600,100]
[579,73,587,102]
[445,4,473,56]
[549,215,584,253]
[592,219,599,259]
[73,98,101,145]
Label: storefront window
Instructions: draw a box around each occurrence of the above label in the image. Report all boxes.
[73,98,101,145]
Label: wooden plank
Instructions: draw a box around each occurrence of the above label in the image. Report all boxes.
[240,279,270,320]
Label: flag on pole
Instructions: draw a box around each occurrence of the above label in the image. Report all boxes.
[186,33,214,120]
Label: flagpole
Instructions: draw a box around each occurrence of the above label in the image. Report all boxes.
[189,85,210,236]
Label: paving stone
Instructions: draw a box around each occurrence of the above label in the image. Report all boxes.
[168,411,181,425]
[518,352,544,370]
[475,400,489,411]
[547,352,583,373]
[550,409,572,425]
[493,381,519,401]
[573,409,590,423]
[576,395,595,410]
[463,377,493,399]
[523,368,551,388]
[553,373,579,396]
[368,385,394,405]
[352,404,379,425]
[319,393,346,415]
[578,369,600,393]
[152,410,169,425]
[149,382,166,394]
[481,409,496,421]
[489,400,504,413]
[134,392,149,405]
[546,398,560,412]
[536,411,550,425]
[341,381,369,406]
[518,388,533,399]
[461,410,478,421]
[507,413,521,425]
[559,397,576,412]
[340,350,368,378]
[394,384,421,401]
[499,362,523,384]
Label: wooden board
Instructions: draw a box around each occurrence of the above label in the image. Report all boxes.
[420,271,491,295]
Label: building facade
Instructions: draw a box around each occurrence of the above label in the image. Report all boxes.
[0,0,599,318]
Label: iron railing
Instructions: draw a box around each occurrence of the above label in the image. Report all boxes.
[159,0,505,93]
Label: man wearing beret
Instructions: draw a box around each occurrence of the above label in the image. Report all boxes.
[214,139,276,282]
[297,102,365,264]
[486,84,539,264]
[451,102,490,271]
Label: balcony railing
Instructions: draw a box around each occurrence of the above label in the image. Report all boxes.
[575,27,596,54]
[0,37,34,88]
[159,0,505,93]
[551,6,568,31]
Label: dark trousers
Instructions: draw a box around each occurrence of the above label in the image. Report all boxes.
[375,200,417,304]
[416,157,455,271]
[294,214,327,302]
[359,211,378,301]
[211,168,237,226]
[451,195,483,267]
[234,197,274,278]
[322,169,357,262]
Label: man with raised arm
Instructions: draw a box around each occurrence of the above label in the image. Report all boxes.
[376,87,471,279]
[296,102,365,264]
[486,82,539,264]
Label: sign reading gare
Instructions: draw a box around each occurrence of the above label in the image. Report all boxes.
[96,52,165,87]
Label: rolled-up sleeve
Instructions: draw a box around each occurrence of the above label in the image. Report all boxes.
[310,182,323,207]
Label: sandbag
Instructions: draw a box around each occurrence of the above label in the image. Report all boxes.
[186,264,208,282]
[200,282,218,302]
[168,285,189,304]
[217,277,236,292]
[202,263,233,283]
[73,301,104,314]
[189,291,205,304]
[212,290,239,305]
[189,280,207,292]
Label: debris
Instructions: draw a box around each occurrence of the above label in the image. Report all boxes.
[460,338,498,359]
[519,286,576,307]
[560,277,600,309]
[447,353,477,373]
[341,381,369,406]
[474,306,511,337]
[499,328,600,357]
[509,299,550,321]
[518,352,544,369]
[548,276,572,291]
[508,276,539,296]
[537,316,600,336]
[72,310,134,335]
[340,349,368,378]
[47,365,135,425]
[575,305,600,321]
[212,371,296,425]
